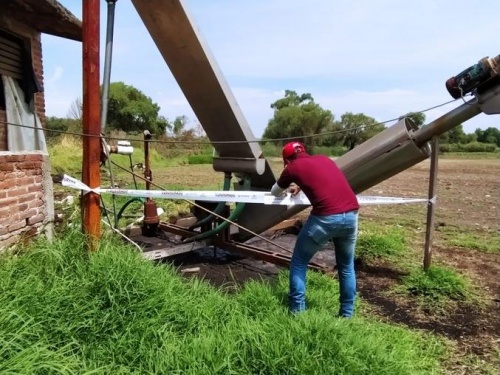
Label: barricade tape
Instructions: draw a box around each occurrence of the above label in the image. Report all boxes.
[62,175,435,206]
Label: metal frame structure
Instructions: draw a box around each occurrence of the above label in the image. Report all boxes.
[82,0,500,271]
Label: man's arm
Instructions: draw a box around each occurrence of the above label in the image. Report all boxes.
[271,167,294,197]
[271,182,286,197]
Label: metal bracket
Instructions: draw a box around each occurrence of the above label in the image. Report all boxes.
[478,84,500,114]
[213,157,266,175]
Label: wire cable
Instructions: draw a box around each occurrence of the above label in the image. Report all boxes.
[0,98,460,145]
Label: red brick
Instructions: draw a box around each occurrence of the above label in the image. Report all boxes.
[18,193,38,203]
[18,203,29,212]
[0,191,6,199]
[17,162,38,170]
[28,213,45,225]
[6,155,26,163]
[19,209,37,220]
[25,154,43,162]
[0,164,14,172]
[8,220,26,232]
[0,206,10,218]
[34,175,43,183]
[0,179,16,189]
[18,176,36,185]
[0,197,18,207]
[29,199,44,209]
[28,185,43,193]
[7,188,28,198]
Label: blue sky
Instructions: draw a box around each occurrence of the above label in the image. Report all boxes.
[42,0,500,137]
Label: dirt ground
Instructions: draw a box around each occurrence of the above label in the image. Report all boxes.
[167,158,500,372]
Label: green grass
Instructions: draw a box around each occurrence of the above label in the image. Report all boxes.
[356,223,408,261]
[187,153,214,165]
[0,230,446,374]
[438,227,500,253]
[440,151,499,159]
[401,265,473,303]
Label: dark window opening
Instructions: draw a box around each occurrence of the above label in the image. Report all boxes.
[0,74,5,110]
[0,29,40,105]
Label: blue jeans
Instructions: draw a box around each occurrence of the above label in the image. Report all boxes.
[289,211,358,317]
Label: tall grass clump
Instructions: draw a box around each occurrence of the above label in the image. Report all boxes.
[401,265,473,303]
[188,153,213,165]
[356,225,408,261]
[0,229,446,374]
[48,134,83,175]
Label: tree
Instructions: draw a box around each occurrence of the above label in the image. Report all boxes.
[339,112,385,150]
[106,82,169,135]
[475,127,500,146]
[263,90,334,151]
[45,116,81,140]
[400,112,426,128]
[67,97,82,121]
[439,124,467,144]
[172,115,188,136]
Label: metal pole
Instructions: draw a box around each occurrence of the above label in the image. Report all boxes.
[100,0,117,131]
[423,136,439,270]
[82,0,101,250]
[101,0,118,226]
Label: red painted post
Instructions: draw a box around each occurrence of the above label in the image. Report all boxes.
[82,0,101,250]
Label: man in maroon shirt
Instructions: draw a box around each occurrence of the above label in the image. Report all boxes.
[271,141,359,317]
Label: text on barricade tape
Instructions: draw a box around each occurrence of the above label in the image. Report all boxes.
[61,175,433,206]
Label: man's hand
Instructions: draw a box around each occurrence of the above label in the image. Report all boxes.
[288,183,301,196]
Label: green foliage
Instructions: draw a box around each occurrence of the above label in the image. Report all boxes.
[475,127,500,146]
[187,153,213,165]
[260,142,281,157]
[48,135,83,175]
[311,145,348,157]
[402,266,472,302]
[356,226,408,261]
[0,230,446,374]
[338,112,386,150]
[439,124,469,144]
[263,90,334,151]
[439,142,497,153]
[438,227,500,253]
[402,112,426,127]
[107,81,169,135]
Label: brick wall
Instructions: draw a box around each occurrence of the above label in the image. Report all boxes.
[32,34,46,128]
[0,153,50,248]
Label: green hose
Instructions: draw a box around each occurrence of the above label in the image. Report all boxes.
[188,173,232,230]
[116,197,146,224]
[183,176,250,243]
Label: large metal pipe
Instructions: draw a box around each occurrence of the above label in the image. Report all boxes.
[131,0,275,186]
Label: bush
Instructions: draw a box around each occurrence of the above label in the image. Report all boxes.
[187,153,213,165]
[356,227,407,261]
[439,142,497,153]
[402,266,471,302]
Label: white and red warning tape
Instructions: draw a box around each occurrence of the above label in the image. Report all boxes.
[62,174,435,206]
